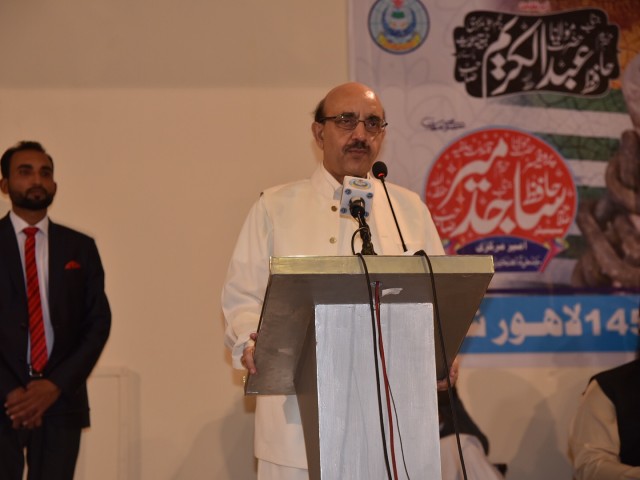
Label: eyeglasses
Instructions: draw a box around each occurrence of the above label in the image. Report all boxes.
[318,113,388,134]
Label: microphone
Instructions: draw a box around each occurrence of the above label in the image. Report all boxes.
[372,161,388,180]
[340,176,376,255]
[372,161,408,252]
[349,197,376,255]
[340,176,374,218]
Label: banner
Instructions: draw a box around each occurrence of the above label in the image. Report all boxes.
[349,0,640,360]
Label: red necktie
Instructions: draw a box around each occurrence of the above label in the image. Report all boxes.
[23,227,48,374]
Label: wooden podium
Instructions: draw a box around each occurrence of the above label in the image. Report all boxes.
[245,255,493,479]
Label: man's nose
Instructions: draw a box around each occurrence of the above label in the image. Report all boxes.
[350,120,368,140]
[31,172,51,186]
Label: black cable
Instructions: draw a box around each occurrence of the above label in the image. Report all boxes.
[387,380,411,479]
[349,198,376,255]
[374,285,411,479]
[356,253,393,480]
[351,228,366,255]
[416,250,469,480]
[374,283,399,478]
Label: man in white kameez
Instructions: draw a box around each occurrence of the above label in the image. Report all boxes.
[222,82,460,479]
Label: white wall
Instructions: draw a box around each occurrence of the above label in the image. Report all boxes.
[0,85,326,479]
[0,2,626,479]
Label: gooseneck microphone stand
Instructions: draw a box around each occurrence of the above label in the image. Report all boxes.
[349,197,377,255]
[372,161,408,252]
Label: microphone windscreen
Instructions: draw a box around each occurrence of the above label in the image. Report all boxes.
[372,161,388,179]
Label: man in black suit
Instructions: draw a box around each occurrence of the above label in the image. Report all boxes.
[0,141,111,479]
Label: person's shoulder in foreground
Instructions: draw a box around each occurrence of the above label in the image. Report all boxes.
[569,358,640,480]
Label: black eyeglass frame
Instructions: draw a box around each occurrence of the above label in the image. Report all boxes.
[318,113,388,134]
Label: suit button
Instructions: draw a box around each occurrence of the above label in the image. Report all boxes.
[331,205,338,212]
[329,237,337,244]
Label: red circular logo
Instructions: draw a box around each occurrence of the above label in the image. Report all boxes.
[425,128,577,271]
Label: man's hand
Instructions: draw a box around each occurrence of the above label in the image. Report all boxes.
[241,332,258,375]
[5,387,27,429]
[4,380,61,429]
[437,357,459,391]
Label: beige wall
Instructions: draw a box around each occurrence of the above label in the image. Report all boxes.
[0,86,326,479]
[0,2,626,479]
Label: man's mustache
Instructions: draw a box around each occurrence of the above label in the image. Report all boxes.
[344,140,369,152]
[26,187,49,196]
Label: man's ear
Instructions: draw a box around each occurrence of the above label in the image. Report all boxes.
[311,122,324,149]
[0,178,7,195]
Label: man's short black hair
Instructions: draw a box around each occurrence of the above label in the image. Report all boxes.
[0,141,53,179]
[313,98,326,123]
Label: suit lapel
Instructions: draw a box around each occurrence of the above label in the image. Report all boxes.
[0,214,27,298]
[47,221,64,313]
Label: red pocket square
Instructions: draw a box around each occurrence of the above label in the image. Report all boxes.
[65,260,82,270]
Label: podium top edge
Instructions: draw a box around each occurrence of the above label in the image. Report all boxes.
[270,255,494,276]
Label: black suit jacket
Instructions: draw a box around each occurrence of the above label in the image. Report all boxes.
[0,213,111,428]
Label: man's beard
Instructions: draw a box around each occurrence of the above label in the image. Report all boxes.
[10,187,55,211]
